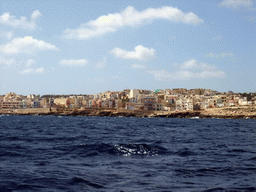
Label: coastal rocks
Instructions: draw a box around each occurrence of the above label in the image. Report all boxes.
[153,112,200,118]
[200,107,256,119]
[2,107,256,119]
[109,112,137,117]
[96,111,112,116]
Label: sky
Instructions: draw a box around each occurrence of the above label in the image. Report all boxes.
[0,0,255,95]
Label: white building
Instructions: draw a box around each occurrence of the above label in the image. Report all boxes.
[128,89,140,99]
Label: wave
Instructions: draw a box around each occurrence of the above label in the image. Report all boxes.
[113,143,168,156]
[70,143,168,157]
[0,142,169,160]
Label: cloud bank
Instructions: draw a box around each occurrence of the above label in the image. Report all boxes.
[19,67,45,74]
[63,6,203,39]
[111,45,155,60]
[149,59,226,81]
[219,0,254,10]
[0,36,58,54]
[0,10,42,29]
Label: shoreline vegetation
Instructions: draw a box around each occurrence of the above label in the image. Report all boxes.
[1,106,256,119]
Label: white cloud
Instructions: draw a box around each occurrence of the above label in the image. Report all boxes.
[205,52,234,58]
[197,71,226,78]
[19,67,45,74]
[35,67,45,73]
[0,36,59,54]
[148,70,175,81]
[131,64,146,69]
[180,59,199,69]
[59,59,88,66]
[111,45,155,60]
[25,59,36,67]
[148,69,200,81]
[180,59,217,71]
[31,10,42,21]
[149,69,226,81]
[63,6,203,39]
[0,10,42,29]
[0,31,14,39]
[148,59,226,81]
[219,0,255,10]
[95,57,106,69]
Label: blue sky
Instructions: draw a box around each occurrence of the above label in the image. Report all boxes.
[0,0,255,95]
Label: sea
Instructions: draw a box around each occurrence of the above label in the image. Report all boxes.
[0,115,256,192]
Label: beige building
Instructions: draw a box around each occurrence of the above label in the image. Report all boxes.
[54,98,69,107]
[1,101,19,109]
[39,98,47,108]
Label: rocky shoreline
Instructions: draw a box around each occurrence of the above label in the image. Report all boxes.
[1,107,256,119]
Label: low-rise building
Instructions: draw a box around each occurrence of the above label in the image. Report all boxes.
[144,96,156,111]
[54,98,68,108]
[239,97,248,106]
[33,101,41,108]
[19,101,27,109]
[2,101,19,109]
[216,98,224,108]
[126,102,135,110]
[155,103,164,111]
[115,99,123,108]
[229,100,235,106]
[109,100,115,108]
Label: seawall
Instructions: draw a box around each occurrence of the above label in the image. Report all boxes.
[0,108,57,115]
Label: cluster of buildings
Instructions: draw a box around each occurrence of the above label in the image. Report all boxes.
[0,88,255,111]
[0,93,45,110]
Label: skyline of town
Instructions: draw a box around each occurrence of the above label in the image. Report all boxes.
[1,86,256,97]
[1,87,255,113]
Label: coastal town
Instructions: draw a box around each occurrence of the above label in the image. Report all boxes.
[1,88,256,118]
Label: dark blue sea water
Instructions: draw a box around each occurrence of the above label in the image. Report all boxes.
[0,115,256,192]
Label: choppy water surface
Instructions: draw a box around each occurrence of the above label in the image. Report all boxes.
[0,115,256,192]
